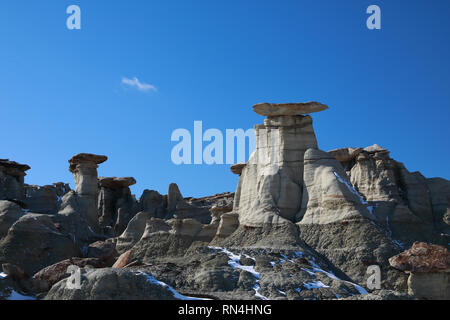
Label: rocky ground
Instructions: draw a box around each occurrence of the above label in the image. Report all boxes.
[0,102,449,300]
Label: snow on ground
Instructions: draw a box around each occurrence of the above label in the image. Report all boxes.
[6,290,36,300]
[333,172,367,204]
[276,289,286,296]
[138,272,210,300]
[303,281,330,290]
[208,246,268,300]
[0,272,7,279]
[333,171,376,219]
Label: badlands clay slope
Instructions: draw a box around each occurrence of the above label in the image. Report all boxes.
[0,102,449,300]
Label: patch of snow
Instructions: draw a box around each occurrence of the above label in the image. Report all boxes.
[0,272,7,279]
[276,289,286,296]
[334,172,374,217]
[386,216,392,237]
[6,290,36,300]
[209,246,268,300]
[138,272,210,300]
[253,284,268,300]
[209,246,260,279]
[280,254,294,264]
[303,281,330,290]
[301,268,316,276]
[303,257,368,295]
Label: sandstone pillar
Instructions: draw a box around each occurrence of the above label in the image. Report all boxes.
[68,153,107,233]
[233,102,327,227]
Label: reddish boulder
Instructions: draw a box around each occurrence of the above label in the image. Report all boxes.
[87,241,118,267]
[33,257,104,291]
[389,242,450,273]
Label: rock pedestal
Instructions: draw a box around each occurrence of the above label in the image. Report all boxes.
[389,242,450,299]
[98,177,138,236]
[68,153,107,233]
[233,102,326,227]
[0,159,30,202]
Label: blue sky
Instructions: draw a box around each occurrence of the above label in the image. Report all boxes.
[1,0,449,198]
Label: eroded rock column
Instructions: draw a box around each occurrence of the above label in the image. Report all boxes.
[69,153,107,233]
[98,177,137,236]
[0,159,30,202]
[233,102,327,227]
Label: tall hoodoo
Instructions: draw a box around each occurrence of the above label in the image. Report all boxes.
[233,102,328,227]
[68,153,107,232]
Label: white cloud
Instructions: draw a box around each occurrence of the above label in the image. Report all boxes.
[121,77,157,92]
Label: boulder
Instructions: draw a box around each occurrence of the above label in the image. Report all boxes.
[112,250,132,268]
[55,191,99,249]
[87,241,118,266]
[44,268,178,300]
[1,263,47,294]
[0,213,80,275]
[389,242,450,273]
[0,200,24,239]
[389,242,450,300]
[33,257,104,291]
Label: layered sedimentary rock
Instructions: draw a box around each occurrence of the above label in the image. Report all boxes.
[331,144,448,246]
[98,177,138,236]
[426,178,450,235]
[0,159,30,202]
[233,102,323,227]
[297,149,373,224]
[297,148,406,288]
[68,153,107,233]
